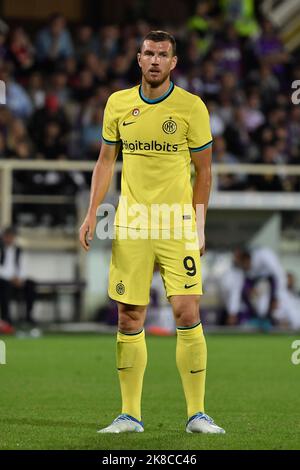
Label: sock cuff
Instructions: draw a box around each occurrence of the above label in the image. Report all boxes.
[117,328,145,342]
[177,321,201,331]
[176,322,203,337]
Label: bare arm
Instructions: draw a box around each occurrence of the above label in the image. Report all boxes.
[79,142,120,251]
[190,146,212,256]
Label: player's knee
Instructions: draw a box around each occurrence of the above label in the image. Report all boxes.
[172,298,200,326]
[118,306,146,333]
[118,316,143,333]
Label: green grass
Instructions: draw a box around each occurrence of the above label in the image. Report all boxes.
[0,333,299,450]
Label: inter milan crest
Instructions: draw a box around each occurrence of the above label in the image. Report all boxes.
[116,282,125,295]
[162,118,177,134]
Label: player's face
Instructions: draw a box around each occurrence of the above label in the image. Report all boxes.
[137,40,177,87]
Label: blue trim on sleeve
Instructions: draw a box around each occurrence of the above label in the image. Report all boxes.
[189,140,213,152]
[102,136,121,145]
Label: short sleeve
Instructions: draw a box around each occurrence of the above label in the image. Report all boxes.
[102,95,121,145]
[187,98,212,152]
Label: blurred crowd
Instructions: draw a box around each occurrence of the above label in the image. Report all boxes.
[0,0,299,197]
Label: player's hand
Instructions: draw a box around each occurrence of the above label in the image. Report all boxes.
[200,237,205,257]
[200,243,205,257]
[79,213,96,251]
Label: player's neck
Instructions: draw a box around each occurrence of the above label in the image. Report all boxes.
[141,78,172,100]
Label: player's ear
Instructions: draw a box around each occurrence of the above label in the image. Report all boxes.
[170,55,178,71]
[137,52,141,67]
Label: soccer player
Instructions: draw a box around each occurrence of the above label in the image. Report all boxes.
[79,31,225,434]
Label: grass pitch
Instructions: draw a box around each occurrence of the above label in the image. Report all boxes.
[0,333,299,450]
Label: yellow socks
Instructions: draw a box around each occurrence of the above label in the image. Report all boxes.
[116,329,147,421]
[176,322,207,418]
[116,324,206,421]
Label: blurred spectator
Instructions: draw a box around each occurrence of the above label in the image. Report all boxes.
[207,100,225,137]
[258,64,280,108]
[187,1,215,57]
[253,18,289,80]
[27,71,46,109]
[0,107,13,140]
[0,64,33,118]
[220,0,259,38]
[0,131,9,158]
[73,68,95,102]
[74,24,96,60]
[10,139,38,195]
[0,19,9,61]
[213,135,246,190]
[224,106,251,157]
[49,69,70,106]
[81,105,103,160]
[213,135,237,164]
[214,23,242,77]
[248,145,283,191]
[283,273,300,329]
[220,247,300,330]
[63,56,79,88]
[199,61,221,99]
[28,94,70,150]
[37,121,67,160]
[9,27,35,75]
[84,53,108,84]
[97,25,120,61]
[36,13,74,63]
[243,92,265,132]
[7,117,30,153]
[0,226,36,325]
[288,107,300,165]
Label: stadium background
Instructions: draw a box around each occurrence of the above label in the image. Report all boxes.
[1,0,300,329]
[0,0,300,451]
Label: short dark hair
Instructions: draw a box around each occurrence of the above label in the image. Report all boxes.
[142,30,176,56]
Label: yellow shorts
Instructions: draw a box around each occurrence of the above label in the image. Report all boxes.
[108,227,202,305]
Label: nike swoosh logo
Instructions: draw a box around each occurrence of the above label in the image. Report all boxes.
[184,283,198,289]
[123,121,135,126]
[117,367,132,371]
[190,369,206,374]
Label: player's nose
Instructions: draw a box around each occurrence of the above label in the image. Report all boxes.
[151,54,160,64]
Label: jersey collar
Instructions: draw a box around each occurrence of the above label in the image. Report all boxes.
[139,81,174,104]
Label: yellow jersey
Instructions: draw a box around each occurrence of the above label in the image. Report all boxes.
[102,81,212,229]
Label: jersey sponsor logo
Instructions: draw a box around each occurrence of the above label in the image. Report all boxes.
[162,119,177,134]
[123,121,135,126]
[116,282,125,295]
[132,108,140,116]
[123,139,178,152]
